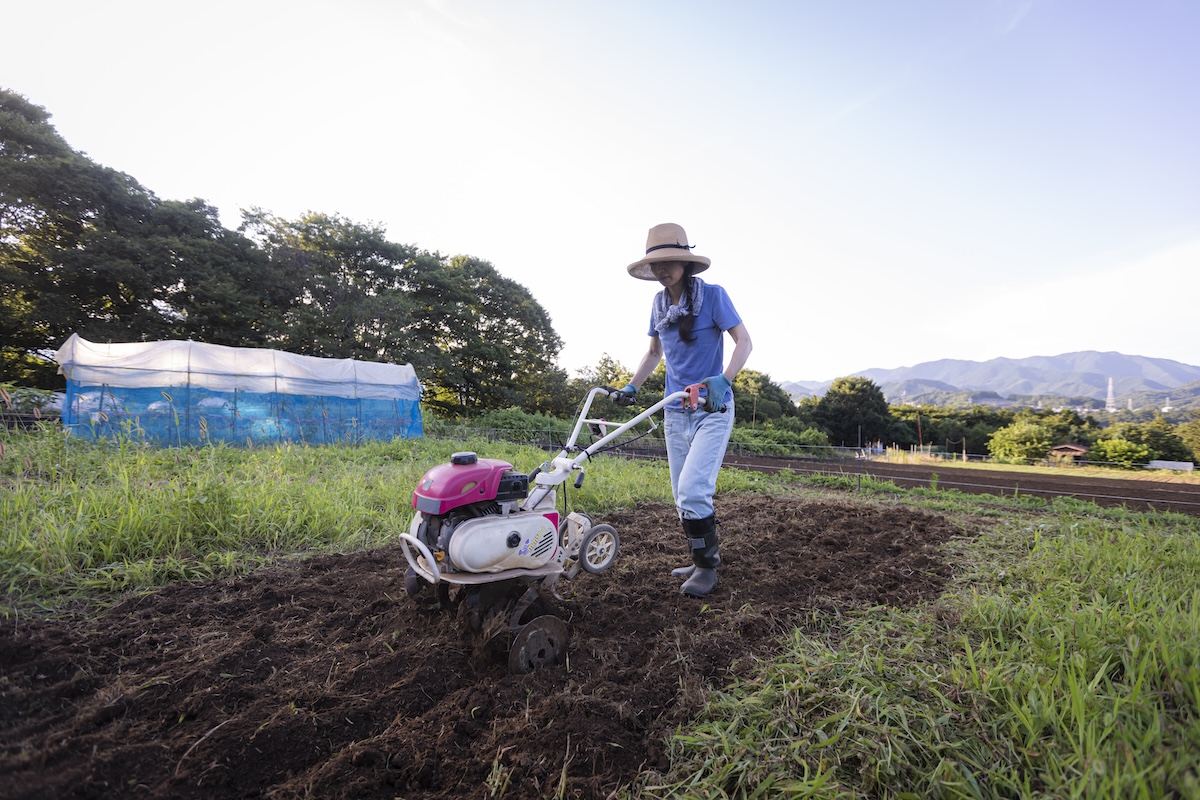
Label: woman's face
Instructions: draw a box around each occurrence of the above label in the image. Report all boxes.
[649,260,687,294]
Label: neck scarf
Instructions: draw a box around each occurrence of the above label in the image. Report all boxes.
[652,277,705,335]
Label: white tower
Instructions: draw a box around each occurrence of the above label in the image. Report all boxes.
[1106,377,1116,413]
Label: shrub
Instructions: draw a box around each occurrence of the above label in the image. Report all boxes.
[471,406,572,445]
[729,423,830,456]
[987,418,1055,464]
[0,383,60,416]
[1087,438,1152,469]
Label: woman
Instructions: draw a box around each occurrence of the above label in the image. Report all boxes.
[618,223,752,598]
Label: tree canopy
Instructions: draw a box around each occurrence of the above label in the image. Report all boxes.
[733,369,797,425]
[1,89,568,412]
[1,91,278,385]
[814,376,892,446]
[1098,418,1194,463]
[987,417,1057,463]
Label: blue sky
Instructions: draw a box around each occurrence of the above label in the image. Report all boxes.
[4,0,1198,381]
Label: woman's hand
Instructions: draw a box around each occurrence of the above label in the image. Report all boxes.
[614,383,638,406]
[700,374,731,412]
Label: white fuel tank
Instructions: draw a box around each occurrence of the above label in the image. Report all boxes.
[448,513,559,573]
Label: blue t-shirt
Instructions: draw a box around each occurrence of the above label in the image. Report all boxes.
[648,283,742,410]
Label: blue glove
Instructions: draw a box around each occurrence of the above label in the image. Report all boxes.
[700,374,731,412]
[614,383,638,406]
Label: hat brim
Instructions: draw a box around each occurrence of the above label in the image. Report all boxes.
[626,250,711,280]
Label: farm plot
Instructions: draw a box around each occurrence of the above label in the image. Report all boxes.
[0,495,963,800]
[726,455,1200,516]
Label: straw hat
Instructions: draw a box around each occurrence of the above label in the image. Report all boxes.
[627,223,711,280]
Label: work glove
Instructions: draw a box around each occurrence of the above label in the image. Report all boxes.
[700,374,731,413]
[613,383,638,407]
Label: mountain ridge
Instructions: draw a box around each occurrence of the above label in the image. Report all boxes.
[781,351,1200,409]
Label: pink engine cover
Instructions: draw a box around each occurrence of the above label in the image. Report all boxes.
[412,456,515,515]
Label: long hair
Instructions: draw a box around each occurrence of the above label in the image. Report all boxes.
[678,265,698,344]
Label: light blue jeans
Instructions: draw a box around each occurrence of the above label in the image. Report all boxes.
[663,400,735,520]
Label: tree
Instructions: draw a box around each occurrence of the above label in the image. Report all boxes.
[3,91,573,413]
[1,91,277,385]
[577,354,633,389]
[1037,409,1101,449]
[241,212,569,415]
[395,254,564,413]
[1176,415,1200,464]
[511,364,578,419]
[1100,418,1193,463]
[732,369,797,425]
[987,417,1056,463]
[890,404,1020,454]
[140,199,286,346]
[1087,438,1153,469]
[240,209,417,361]
[2,90,157,383]
[814,376,892,446]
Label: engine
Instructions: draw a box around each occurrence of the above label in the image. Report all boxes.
[410,452,560,574]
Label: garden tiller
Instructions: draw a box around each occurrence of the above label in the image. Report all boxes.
[400,385,692,673]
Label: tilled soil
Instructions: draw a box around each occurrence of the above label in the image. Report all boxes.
[1,495,966,799]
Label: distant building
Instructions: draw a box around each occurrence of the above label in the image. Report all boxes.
[1050,443,1089,462]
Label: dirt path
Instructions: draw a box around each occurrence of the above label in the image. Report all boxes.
[0,495,965,799]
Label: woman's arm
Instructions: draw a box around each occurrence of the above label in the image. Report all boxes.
[722,322,752,381]
[629,336,663,389]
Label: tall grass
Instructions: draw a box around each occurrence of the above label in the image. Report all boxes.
[0,430,409,605]
[0,426,687,611]
[652,502,1200,798]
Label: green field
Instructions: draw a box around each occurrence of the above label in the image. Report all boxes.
[3,426,1199,798]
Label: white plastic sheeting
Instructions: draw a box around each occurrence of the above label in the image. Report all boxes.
[56,334,419,400]
[55,334,423,444]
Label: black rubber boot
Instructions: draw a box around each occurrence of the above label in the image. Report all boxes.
[670,519,697,579]
[670,564,696,579]
[670,517,700,578]
[679,516,720,598]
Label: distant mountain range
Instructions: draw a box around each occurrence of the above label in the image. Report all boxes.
[781,351,1200,411]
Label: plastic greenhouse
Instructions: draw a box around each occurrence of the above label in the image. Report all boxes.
[55,334,423,445]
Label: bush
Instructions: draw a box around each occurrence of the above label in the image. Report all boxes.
[987,418,1055,464]
[0,383,60,416]
[729,423,830,456]
[471,406,572,445]
[1087,438,1152,469]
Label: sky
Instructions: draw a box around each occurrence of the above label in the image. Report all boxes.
[3,0,1198,382]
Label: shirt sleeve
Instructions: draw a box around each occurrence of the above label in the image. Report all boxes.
[708,285,742,332]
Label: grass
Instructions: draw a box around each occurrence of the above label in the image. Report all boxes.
[4,425,1200,797]
[649,501,1200,799]
[0,425,691,611]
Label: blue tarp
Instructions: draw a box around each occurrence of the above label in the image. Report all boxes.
[56,335,423,445]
